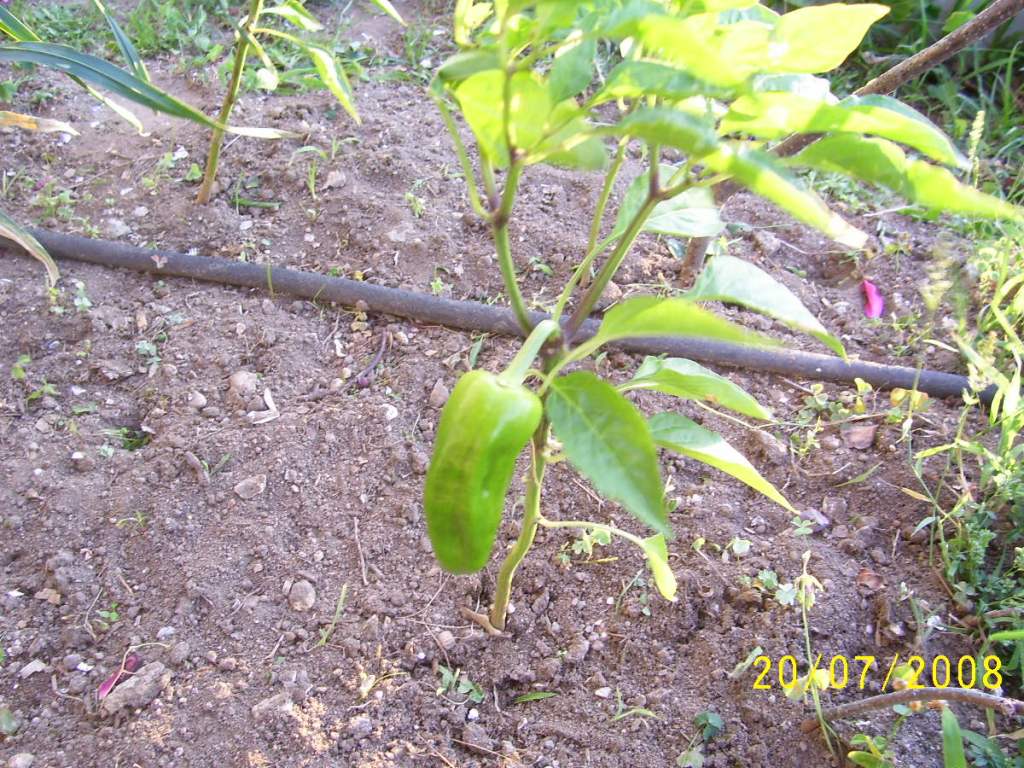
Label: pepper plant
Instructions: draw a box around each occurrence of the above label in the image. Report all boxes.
[424,0,1024,634]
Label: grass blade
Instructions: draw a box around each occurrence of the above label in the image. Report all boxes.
[90,0,149,82]
[0,208,60,287]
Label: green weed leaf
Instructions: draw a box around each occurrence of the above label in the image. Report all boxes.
[0,208,59,287]
[649,412,793,510]
[547,372,669,537]
[941,708,967,768]
[686,255,845,355]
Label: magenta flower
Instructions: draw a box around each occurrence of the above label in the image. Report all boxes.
[861,279,885,318]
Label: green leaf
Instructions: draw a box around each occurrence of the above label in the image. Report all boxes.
[549,36,594,101]
[547,372,669,537]
[435,51,500,86]
[369,0,406,25]
[989,629,1024,642]
[0,42,293,138]
[612,165,723,240]
[0,7,42,42]
[594,60,731,105]
[702,144,866,248]
[649,412,793,510]
[622,356,771,420]
[514,691,559,704]
[299,44,359,123]
[720,92,965,168]
[90,0,149,82]
[686,255,845,355]
[610,107,718,157]
[941,708,967,768]
[455,0,492,45]
[531,98,606,170]
[750,73,834,101]
[262,0,325,31]
[456,70,553,165]
[791,135,1024,222]
[767,4,889,73]
[0,207,60,287]
[641,534,677,600]
[602,11,772,87]
[589,296,777,352]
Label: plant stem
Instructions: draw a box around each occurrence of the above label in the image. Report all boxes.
[432,92,488,218]
[489,429,547,630]
[536,516,648,550]
[565,195,659,337]
[196,0,264,205]
[492,161,532,333]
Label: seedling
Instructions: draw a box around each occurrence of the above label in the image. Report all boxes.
[25,379,58,404]
[315,583,348,648]
[95,602,120,629]
[609,688,659,723]
[677,709,725,767]
[421,0,1022,636]
[10,354,30,381]
[115,510,148,529]
[436,665,484,704]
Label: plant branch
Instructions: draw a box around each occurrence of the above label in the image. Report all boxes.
[566,195,659,338]
[799,687,1024,734]
[488,429,548,631]
[196,0,264,205]
[536,515,648,551]
[492,161,531,333]
[432,92,488,218]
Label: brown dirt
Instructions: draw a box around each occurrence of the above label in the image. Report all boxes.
[0,3,1012,767]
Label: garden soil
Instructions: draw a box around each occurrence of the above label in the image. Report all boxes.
[0,2,1011,766]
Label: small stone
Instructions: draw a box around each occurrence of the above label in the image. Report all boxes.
[234,474,267,500]
[8,754,34,768]
[841,424,878,450]
[748,430,789,465]
[565,636,590,664]
[596,280,623,310]
[324,170,347,189]
[347,714,373,739]
[869,547,891,565]
[462,723,494,755]
[217,657,238,672]
[799,508,830,532]
[169,641,191,666]
[132,205,149,218]
[156,626,176,641]
[62,653,83,671]
[429,379,450,409]
[436,630,456,651]
[18,659,48,679]
[228,370,260,400]
[822,496,848,518]
[104,218,131,238]
[99,662,170,716]
[187,391,207,410]
[70,451,95,473]
[594,686,612,699]
[252,691,294,721]
[467,708,480,721]
[288,580,316,612]
[832,525,850,539]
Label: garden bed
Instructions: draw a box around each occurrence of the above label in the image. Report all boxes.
[0,2,1012,766]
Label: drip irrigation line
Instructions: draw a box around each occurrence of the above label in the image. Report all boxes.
[4,227,993,404]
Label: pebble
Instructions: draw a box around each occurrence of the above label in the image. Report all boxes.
[467,707,479,721]
[62,653,83,672]
[748,430,789,465]
[168,641,191,666]
[429,379,450,409]
[251,691,294,721]
[288,580,316,612]
[799,508,830,532]
[70,451,95,473]
[436,630,456,651]
[104,218,131,238]
[100,662,170,716]
[869,547,891,565]
[594,686,612,699]
[228,370,260,399]
[462,722,494,754]
[18,659,48,679]
[132,205,149,218]
[596,280,622,310]
[8,754,34,768]
[822,495,848,518]
[347,714,373,739]
[187,391,208,410]
[234,474,267,500]
[156,626,176,641]
[565,637,590,664]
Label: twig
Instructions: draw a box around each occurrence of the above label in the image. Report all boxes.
[353,518,369,587]
[799,687,1024,733]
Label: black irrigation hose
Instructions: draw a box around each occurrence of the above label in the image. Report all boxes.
[8,228,993,404]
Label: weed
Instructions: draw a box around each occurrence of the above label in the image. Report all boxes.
[436,665,484,704]
[677,709,726,766]
[315,584,349,648]
[25,379,57,404]
[9,354,30,381]
[609,688,659,723]
[95,602,120,629]
[115,511,148,529]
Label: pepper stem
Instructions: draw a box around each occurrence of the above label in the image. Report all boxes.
[498,319,559,387]
[488,429,547,631]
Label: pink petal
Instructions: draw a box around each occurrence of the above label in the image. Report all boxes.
[97,653,142,700]
[861,279,885,319]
